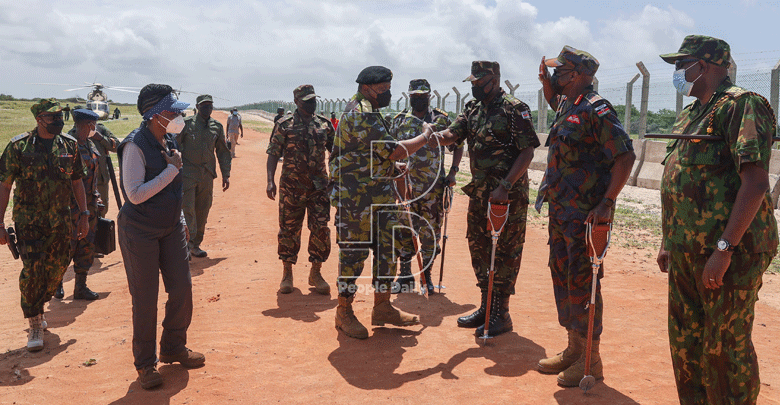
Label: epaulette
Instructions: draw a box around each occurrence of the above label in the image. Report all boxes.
[723,85,750,99]
[502,94,532,121]
[60,133,77,143]
[433,107,447,117]
[10,132,31,143]
[278,114,295,125]
[503,93,523,107]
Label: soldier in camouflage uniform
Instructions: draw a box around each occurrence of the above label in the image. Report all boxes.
[657,36,779,405]
[431,61,539,338]
[266,85,334,295]
[389,79,462,294]
[535,47,636,387]
[177,94,232,258]
[92,122,120,217]
[0,99,88,352]
[329,65,435,339]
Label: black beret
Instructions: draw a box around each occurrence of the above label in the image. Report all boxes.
[355,66,393,85]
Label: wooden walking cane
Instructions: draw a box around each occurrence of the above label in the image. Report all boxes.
[479,201,509,345]
[393,172,429,295]
[436,185,453,293]
[580,221,612,392]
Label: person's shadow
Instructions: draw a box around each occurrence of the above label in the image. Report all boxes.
[553,382,641,404]
[188,257,226,277]
[0,332,76,386]
[261,289,337,323]
[392,290,476,327]
[107,364,190,404]
[46,292,110,328]
[436,331,546,380]
[328,328,442,390]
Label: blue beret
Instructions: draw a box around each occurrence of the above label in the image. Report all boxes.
[72,108,99,121]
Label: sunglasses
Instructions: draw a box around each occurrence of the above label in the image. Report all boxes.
[674,58,699,70]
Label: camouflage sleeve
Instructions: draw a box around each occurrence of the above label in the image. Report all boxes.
[71,144,87,180]
[266,120,285,157]
[724,94,776,172]
[592,101,633,161]
[510,103,540,151]
[97,124,119,152]
[0,142,19,184]
[448,102,475,145]
[214,123,232,178]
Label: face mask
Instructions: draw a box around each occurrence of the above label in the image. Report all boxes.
[300,99,317,115]
[376,89,392,108]
[673,64,702,97]
[158,114,185,134]
[471,79,492,101]
[550,70,573,94]
[46,121,65,135]
[88,129,97,138]
[410,97,429,113]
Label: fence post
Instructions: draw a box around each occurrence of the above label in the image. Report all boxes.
[625,73,640,134]
[432,90,441,109]
[504,80,519,96]
[728,56,737,83]
[537,88,548,133]
[401,92,409,112]
[396,97,402,111]
[461,94,471,111]
[770,59,780,137]
[592,76,599,92]
[637,61,650,138]
[452,87,461,115]
[441,93,450,111]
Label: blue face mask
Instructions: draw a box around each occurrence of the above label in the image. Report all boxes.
[673,63,702,97]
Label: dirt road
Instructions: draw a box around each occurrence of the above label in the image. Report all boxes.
[1,111,778,404]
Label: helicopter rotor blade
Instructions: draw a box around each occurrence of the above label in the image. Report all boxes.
[108,88,140,94]
[64,87,91,92]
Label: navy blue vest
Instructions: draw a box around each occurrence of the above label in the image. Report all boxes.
[117,125,183,229]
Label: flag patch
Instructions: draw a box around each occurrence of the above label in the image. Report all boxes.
[521,111,531,120]
[595,104,610,117]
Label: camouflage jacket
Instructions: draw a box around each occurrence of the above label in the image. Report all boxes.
[177,115,232,180]
[544,87,633,221]
[661,79,779,254]
[267,110,335,191]
[329,92,398,208]
[69,139,100,227]
[389,108,452,199]
[90,123,119,186]
[449,89,539,201]
[0,128,86,229]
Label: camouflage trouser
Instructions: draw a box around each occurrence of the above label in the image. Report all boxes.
[182,175,213,249]
[336,205,403,297]
[548,216,603,339]
[668,251,771,405]
[16,223,72,318]
[277,185,331,264]
[466,197,527,295]
[398,180,444,272]
[70,208,98,275]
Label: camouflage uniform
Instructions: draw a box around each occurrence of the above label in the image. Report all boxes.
[68,137,101,275]
[660,36,778,405]
[91,123,119,215]
[177,109,232,250]
[0,127,85,318]
[329,92,404,296]
[267,110,334,265]
[448,88,538,294]
[389,106,452,273]
[543,85,633,339]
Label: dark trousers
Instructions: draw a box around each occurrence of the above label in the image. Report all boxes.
[118,212,193,370]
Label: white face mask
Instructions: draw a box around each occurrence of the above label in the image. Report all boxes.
[672,63,702,97]
[158,114,185,134]
[88,129,97,138]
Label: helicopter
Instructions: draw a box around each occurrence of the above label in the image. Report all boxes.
[27,82,140,120]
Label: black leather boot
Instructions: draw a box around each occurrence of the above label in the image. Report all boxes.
[73,273,99,300]
[54,281,65,299]
[457,289,487,328]
[423,269,435,295]
[475,291,513,337]
[392,260,415,294]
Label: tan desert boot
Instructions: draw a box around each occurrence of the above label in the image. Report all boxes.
[557,338,603,387]
[308,262,330,295]
[279,262,293,294]
[335,296,368,339]
[538,329,584,374]
[371,290,420,327]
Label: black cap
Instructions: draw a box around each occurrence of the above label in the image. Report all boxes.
[355,66,393,85]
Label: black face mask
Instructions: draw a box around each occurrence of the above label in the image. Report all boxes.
[300,99,317,115]
[376,89,392,108]
[550,70,573,94]
[410,97,429,113]
[471,80,491,101]
[46,121,65,135]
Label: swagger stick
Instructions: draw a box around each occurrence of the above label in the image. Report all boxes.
[436,185,453,293]
[580,221,612,392]
[479,201,509,344]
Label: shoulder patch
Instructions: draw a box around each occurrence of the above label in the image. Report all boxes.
[594,103,611,117]
[586,93,604,105]
[566,115,581,125]
[10,132,32,143]
[433,107,447,117]
[520,110,531,120]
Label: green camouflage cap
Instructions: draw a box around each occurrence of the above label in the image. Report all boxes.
[408,79,431,94]
[196,94,213,105]
[293,84,318,101]
[545,46,599,75]
[660,35,731,67]
[463,61,500,82]
[30,98,63,117]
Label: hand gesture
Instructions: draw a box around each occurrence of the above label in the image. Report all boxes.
[162,149,183,170]
[222,178,230,192]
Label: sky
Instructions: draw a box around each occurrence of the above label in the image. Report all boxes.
[1,0,779,110]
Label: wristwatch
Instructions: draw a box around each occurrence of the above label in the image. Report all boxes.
[602,197,615,208]
[499,178,513,191]
[716,238,735,252]
[450,166,459,173]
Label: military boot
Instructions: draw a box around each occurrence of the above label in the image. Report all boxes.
[372,290,420,327]
[457,289,488,328]
[474,291,513,337]
[557,338,603,387]
[74,273,99,300]
[54,281,65,299]
[278,262,293,294]
[26,314,44,352]
[538,329,584,374]
[392,260,415,294]
[423,268,435,295]
[335,296,368,339]
[308,262,330,295]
